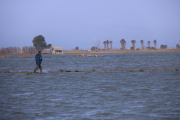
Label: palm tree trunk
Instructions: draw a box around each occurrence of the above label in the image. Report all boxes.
[132,43,135,50]
[141,43,143,49]
[132,43,133,49]
[123,43,125,49]
[121,43,123,49]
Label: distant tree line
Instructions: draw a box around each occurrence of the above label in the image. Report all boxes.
[90,39,173,50]
[90,39,159,50]
[0,46,37,54]
[119,39,158,50]
[90,39,180,50]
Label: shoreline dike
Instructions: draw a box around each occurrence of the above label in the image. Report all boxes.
[62,49,180,54]
[0,49,180,57]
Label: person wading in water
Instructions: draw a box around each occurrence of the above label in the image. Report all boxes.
[34,51,43,73]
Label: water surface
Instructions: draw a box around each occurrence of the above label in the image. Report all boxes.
[0,53,180,119]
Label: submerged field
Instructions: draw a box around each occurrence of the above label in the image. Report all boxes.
[0,53,180,119]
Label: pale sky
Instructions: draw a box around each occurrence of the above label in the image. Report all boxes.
[0,0,180,50]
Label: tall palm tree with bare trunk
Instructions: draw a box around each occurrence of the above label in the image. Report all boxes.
[103,41,106,49]
[109,41,113,49]
[140,40,144,49]
[131,40,136,50]
[120,39,126,49]
[153,40,157,49]
[148,41,151,47]
[106,40,109,49]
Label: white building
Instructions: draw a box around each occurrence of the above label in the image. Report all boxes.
[50,46,63,54]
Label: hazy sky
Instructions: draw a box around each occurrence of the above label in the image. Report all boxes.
[0,0,180,50]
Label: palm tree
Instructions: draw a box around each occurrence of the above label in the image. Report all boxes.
[131,40,136,50]
[103,41,106,49]
[106,40,109,49]
[153,40,157,49]
[140,40,144,49]
[120,39,126,49]
[148,41,151,47]
[120,39,123,49]
[109,41,113,49]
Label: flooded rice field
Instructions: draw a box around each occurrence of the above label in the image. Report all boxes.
[0,52,180,119]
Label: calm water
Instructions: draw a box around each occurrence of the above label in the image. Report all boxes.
[0,53,180,119]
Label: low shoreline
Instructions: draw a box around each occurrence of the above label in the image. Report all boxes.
[0,49,180,58]
[63,49,180,54]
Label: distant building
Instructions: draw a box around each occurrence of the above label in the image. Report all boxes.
[50,46,63,54]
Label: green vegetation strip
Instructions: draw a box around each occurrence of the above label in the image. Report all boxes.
[0,68,179,74]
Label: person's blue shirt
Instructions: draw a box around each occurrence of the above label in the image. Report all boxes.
[35,53,42,66]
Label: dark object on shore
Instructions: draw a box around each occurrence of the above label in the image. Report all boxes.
[175,69,178,71]
[59,70,64,72]
[139,69,144,72]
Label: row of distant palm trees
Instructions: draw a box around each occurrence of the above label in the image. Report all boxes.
[120,39,157,50]
[103,40,113,49]
[103,39,157,50]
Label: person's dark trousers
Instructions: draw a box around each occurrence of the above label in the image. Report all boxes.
[34,64,42,73]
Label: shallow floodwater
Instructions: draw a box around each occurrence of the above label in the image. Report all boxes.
[0,53,180,119]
